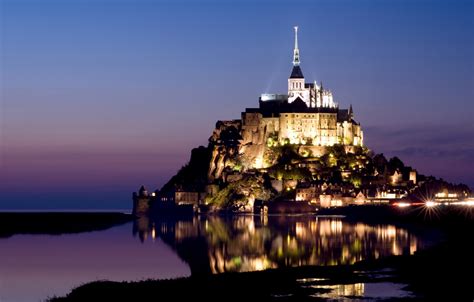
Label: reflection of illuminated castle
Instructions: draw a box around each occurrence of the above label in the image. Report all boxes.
[240,26,363,161]
[135,216,419,275]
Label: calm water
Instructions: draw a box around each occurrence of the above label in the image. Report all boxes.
[0,215,427,301]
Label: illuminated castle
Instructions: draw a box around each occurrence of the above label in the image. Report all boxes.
[135,27,469,211]
[207,26,365,179]
[236,27,363,167]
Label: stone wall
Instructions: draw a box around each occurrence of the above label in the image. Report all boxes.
[209,108,364,177]
[132,197,150,215]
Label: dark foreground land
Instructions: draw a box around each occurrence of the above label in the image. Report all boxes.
[0,212,132,238]
[51,205,474,301]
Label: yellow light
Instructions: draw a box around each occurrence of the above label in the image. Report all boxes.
[396,202,411,208]
[151,226,156,240]
[254,258,265,271]
[425,201,437,207]
[255,156,263,169]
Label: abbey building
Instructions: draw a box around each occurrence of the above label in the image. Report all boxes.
[235,27,363,169]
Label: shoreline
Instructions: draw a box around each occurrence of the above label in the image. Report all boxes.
[0,212,133,238]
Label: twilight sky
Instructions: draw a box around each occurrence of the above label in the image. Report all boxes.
[1,0,473,209]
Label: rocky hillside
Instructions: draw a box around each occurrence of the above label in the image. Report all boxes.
[157,120,471,211]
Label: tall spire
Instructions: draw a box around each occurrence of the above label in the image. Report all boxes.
[293,26,300,66]
[289,26,304,79]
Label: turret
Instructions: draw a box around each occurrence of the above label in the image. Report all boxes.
[138,185,148,197]
[133,185,150,216]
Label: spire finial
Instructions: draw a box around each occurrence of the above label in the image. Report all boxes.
[293,26,300,66]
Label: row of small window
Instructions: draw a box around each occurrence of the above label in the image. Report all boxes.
[292,82,303,89]
[284,114,332,118]
[286,125,331,129]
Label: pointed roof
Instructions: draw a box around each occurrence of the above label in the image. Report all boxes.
[281,97,309,112]
[291,97,307,107]
[290,65,304,78]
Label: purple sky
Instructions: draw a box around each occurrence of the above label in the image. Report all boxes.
[1,0,473,209]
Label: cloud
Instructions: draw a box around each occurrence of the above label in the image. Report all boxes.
[391,147,474,159]
[364,123,474,152]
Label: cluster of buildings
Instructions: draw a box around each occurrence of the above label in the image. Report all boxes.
[294,181,412,208]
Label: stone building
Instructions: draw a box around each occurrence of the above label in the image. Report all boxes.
[239,27,363,169]
[175,190,206,206]
[296,184,319,203]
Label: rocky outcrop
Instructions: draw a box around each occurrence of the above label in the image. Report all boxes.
[208,120,242,181]
[204,174,275,212]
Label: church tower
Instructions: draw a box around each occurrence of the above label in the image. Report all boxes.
[288,26,309,105]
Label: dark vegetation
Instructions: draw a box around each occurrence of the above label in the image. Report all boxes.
[0,212,132,238]
[160,146,211,192]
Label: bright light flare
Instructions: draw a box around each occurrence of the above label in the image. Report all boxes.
[425,201,437,207]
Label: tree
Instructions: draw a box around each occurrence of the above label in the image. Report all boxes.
[373,153,388,174]
[388,156,405,171]
[160,146,211,192]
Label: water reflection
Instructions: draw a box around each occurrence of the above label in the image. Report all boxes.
[310,283,365,299]
[133,215,421,275]
[0,222,189,302]
[308,282,413,300]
